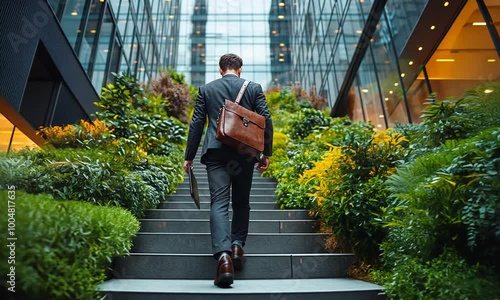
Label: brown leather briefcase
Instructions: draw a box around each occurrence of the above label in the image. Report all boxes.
[216,80,265,157]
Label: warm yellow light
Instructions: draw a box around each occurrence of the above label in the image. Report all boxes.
[418,47,423,51]
[409,61,414,65]
[394,83,399,86]
[335,29,341,33]
[71,11,78,16]
[361,89,369,93]
[472,22,487,26]
[444,1,449,6]
[401,73,405,77]
[169,15,174,19]
[138,67,145,71]
[90,29,97,34]
[377,124,383,128]
[271,30,277,35]
[356,30,362,34]
[100,0,105,2]
[194,6,199,10]
[384,97,389,101]
[278,15,284,19]
[279,58,285,62]
[379,114,384,118]
[162,37,167,40]
[279,2,285,6]
[279,53,284,57]
[436,58,455,62]
[389,90,394,94]
[484,89,494,94]
[201,53,205,57]
[430,25,436,30]
[196,31,201,34]
[488,59,496,62]
[279,43,285,47]
[197,43,203,47]
[370,38,375,42]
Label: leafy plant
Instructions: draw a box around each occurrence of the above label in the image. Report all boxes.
[0,192,139,299]
[150,70,194,123]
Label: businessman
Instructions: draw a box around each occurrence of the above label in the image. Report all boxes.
[183,53,273,287]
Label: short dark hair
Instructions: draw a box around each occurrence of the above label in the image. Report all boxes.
[219,53,243,71]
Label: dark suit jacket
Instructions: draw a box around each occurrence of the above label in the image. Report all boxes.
[185,74,273,163]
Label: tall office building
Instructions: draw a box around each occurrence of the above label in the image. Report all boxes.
[287,0,499,128]
[0,0,181,151]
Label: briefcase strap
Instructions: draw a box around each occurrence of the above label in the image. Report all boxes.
[234,80,250,105]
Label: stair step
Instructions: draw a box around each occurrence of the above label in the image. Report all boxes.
[131,233,328,253]
[173,188,275,196]
[166,195,277,202]
[158,201,279,210]
[100,278,385,300]
[178,182,277,188]
[112,253,354,279]
[145,209,309,220]
[139,219,319,233]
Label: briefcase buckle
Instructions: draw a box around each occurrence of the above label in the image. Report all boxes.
[242,118,249,127]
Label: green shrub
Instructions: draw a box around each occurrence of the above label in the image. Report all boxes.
[0,148,183,218]
[288,108,331,140]
[0,191,139,299]
[373,249,499,300]
[95,73,187,156]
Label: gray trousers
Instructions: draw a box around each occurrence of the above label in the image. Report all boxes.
[204,149,255,259]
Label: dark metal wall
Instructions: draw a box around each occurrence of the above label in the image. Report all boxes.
[0,0,98,129]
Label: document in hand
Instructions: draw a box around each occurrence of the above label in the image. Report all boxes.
[188,166,200,209]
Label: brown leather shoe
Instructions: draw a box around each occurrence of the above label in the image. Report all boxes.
[214,253,233,287]
[231,244,245,271]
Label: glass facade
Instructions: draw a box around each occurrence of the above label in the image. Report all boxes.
[43,0,499,127]
[288,0,499,128]
[49,0,181,91]
[176,0,274,89]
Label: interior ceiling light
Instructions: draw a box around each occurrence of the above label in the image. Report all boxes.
[361,89,369,93]
[484,89,493,94]
[389,90,394,94]
[401,73,405,77]
[279,58,285,62]
[279,53,284,56]
[278,15,285,19]
[444,1,449,6]
[394,83,399,86]
[71,11,78,16]
[418,46,423,51]
[488,59,496,62]
[280,43,285,47]
[436,58,455,62]
[90,29,96,34]
[409,61,414,65]
[377,124,382,128]
[169,15,174,19]
[379,115,384,118]
[472,22,487,26]
[430,25,436,30]
[197,43,203,46]
[194,6,199,10]
[279,2,285,6]
[272,30,277,34]
[356,30,362,34]
[384,97,389,101]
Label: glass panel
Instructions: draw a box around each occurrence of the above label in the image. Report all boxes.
[79,0,105,72]
[91,6,115,90]
[60,0,87,49]
[385,0,429,54]
[10,127,40,151]
[0,113,39,152]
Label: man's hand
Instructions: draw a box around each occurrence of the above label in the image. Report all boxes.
[183,160,193,174]
[255,156,270,172]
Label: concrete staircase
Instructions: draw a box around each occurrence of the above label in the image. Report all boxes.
[100,158,385,299]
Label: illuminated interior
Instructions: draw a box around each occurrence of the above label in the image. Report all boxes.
[0,112,40,152]
[418,0,500,98]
